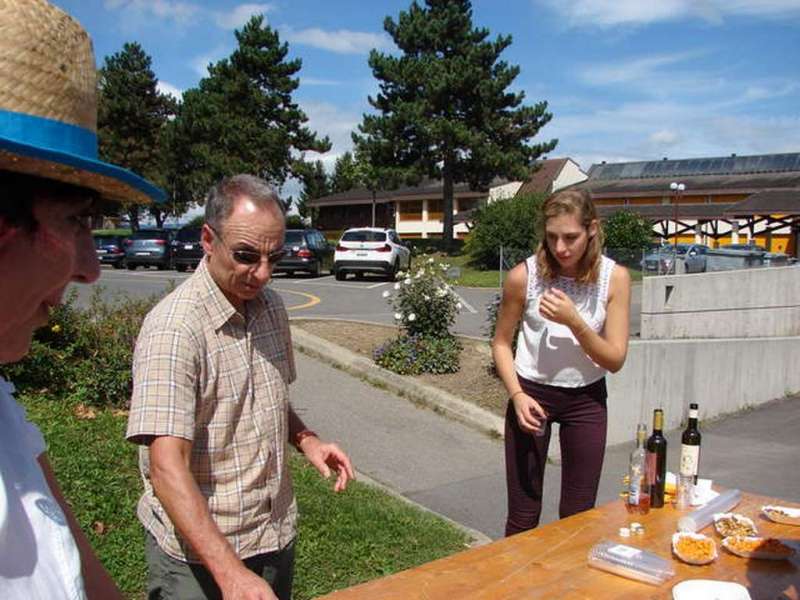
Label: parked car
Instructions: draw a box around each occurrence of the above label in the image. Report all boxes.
[641,243,691,274]
[682,244,711,273]
[333,227,412,280]
[93,234,126,269]
[720,243,767,253]
[273,229,334,277]
[171,226,203,272]
[124,229,174,270]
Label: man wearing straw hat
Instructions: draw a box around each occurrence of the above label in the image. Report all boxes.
[0,1,165,598]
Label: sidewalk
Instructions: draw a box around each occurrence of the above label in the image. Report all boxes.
[290,328,800,542]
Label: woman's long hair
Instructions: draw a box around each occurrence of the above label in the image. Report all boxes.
[535,189,604,284]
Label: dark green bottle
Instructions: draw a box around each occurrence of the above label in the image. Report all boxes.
[646,409,668,508]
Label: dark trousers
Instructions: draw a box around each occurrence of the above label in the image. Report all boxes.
[145,532,295,600]
[504,376,608,536]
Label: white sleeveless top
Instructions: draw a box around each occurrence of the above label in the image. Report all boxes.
[514,255,616,388]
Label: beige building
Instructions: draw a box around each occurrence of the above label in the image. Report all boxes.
[309,158,587,238]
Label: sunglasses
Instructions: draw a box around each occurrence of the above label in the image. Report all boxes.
[209,226,286,267]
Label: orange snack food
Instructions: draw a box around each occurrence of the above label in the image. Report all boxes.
[672,533,716,565]
[723,536,795,559]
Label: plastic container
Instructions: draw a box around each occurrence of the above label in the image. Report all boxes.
[678,489,741,533]
[588,540,675,585]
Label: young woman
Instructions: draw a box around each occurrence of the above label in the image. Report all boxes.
[492,189,631,536]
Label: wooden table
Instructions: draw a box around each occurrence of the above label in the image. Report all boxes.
[319,492,799,599]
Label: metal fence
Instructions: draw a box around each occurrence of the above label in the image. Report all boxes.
[606,245,797,277]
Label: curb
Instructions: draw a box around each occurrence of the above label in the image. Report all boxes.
[291,325,506,440]
[290,324,563,463]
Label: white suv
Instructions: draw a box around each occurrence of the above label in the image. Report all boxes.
[334,228,412,281]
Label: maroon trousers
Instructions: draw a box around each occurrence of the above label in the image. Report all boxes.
[504,375,608,536]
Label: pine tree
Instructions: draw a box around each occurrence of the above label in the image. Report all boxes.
[330,152,363,193]
[170,15,330,206]
[97,42,178,229]
[354,0,556,249]
[296,160,330,224]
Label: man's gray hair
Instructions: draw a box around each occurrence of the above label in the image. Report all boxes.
[204,174,285,231]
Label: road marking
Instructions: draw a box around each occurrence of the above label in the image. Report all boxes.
[281,280,386,290]
[274,288,321,311]
[366,282,390,289]
[452,290,478,314]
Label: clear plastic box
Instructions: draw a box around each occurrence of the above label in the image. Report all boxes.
[587,540,675,585]
[678,489,742,533]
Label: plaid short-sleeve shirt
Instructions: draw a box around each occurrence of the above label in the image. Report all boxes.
[126,259,298,562]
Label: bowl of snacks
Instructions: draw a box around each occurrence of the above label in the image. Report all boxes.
[722,536,795,560]
[714,513,758,537]
[672,532,717,565]
[762,505,800,526]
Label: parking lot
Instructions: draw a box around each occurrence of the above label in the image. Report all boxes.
[69,266,642,338]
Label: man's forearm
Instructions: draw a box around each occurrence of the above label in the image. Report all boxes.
[149,442,246,588]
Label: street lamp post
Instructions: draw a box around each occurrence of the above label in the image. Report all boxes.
[670,181,685,248]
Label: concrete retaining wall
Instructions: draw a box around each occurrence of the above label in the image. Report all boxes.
[641,265,800,339]
[604,336,800,447]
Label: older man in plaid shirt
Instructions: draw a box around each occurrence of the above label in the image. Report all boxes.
[127,175,354,600]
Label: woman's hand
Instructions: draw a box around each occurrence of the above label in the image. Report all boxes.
[511,391,547,435]
[539,288,581,329]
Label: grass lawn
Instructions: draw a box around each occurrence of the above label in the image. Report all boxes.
[438,253,643,287]
[429,253,502,288]
[20,394,470,599]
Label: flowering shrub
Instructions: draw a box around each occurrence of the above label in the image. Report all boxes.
[375,258,462,374]
[373,334,461,375]
[0,286,162,408]
[383,258,461,339]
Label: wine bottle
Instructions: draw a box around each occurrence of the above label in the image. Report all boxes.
[680,403,702,484]
[627,423,650,514]
[646,409,667,508]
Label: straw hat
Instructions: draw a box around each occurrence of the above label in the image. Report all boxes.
[0,0,165,204]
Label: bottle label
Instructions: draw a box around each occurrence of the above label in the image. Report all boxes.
[680,444,700,477]
[629,475,640,504]
[646,451,657,485]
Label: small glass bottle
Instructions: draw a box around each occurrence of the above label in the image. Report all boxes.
[627,423,650,514]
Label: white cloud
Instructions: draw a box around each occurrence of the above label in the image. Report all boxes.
[190,45,229,77]
[301,100,361,154]
[281,26,391,54]
[538,0,800,27]
[649,129,681,146]
[157,81,183,101]
[547,97,800,170]
[103,0,200,26]
[214,3,274,30]
[578,51,702,86]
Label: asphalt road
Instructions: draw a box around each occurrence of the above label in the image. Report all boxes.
[68,267,643,338]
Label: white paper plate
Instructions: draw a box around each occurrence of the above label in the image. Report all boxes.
[721,536,795,560]
[673,579,751,600]
[762,505,800,526]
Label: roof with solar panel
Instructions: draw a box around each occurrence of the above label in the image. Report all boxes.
[572,152,800,195]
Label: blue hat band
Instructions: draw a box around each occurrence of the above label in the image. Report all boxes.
[0,108,97,160]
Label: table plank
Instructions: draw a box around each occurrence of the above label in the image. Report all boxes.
[320,492,799,599]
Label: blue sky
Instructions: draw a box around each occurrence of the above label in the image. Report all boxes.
[54,0,800,201]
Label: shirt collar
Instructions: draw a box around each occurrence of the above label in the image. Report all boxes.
[195,258,269,329]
